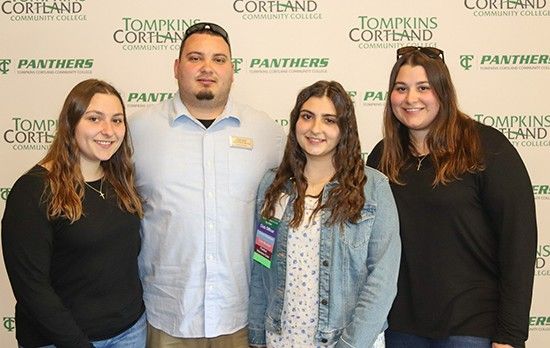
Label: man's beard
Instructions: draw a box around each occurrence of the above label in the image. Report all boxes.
[196,90,214,100]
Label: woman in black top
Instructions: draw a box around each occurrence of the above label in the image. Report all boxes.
[2,79,145,348]
[367,47,537,348]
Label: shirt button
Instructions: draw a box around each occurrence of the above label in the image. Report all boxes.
[321,299,328,305]
[322,260,329,267]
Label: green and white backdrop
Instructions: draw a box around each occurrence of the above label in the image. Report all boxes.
[1,0,549,346]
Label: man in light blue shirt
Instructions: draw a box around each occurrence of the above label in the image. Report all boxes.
[129,22,285,347]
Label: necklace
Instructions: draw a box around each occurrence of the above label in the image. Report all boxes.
[305,189,324,199]
[416,155,428,171]
[84,179,105,199]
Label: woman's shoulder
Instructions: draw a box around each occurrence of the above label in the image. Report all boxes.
[257,168,279,195]
[5,165,47,207]
[362,165,391,201]
[475,121,510,145]
[366,140,384,168]
[474,121,517,156]
[364,165,390,184]
[260,167,277,184]
[11,165,47,191]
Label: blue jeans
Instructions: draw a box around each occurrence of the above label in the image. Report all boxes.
[385,330,492,348]
[92,312,146,348]
[23,312,147,348]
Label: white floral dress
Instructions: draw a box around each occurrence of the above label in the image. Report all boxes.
[267,196,325,347]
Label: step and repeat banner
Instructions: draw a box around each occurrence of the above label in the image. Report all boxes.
[1,1,549,346]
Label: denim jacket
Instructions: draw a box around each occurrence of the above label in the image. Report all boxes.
[248,166,401,348]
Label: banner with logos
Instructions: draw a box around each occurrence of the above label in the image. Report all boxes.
[1,0,549,345]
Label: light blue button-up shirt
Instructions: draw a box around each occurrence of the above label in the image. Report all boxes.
[129,93,285,338]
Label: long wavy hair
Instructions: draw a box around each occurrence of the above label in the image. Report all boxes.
[262,80,366,228]
[379,51,484,185]
[40,79,143,222]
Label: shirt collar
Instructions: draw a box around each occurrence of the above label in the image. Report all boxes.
[169,92,241,126]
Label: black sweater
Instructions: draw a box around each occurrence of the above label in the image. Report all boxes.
[2,165,144,348]
[367,123,537,347]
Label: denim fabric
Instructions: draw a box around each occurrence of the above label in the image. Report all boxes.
[92,312,146,348]
[249,166,401,348]
[385,330,491,348]
[20,313,146,348]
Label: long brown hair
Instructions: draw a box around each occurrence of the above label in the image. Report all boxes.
[379,50,484,185]
[40,79,143,222]
[262,80,366,228]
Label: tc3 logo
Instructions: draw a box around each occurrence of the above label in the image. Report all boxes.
[460,55,474,70]
[3,317,15,332]
[0,59,11,75]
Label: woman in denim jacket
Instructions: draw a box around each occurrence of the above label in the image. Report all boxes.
[248,80,401,348]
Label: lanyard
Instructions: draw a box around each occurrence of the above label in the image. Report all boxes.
[252,194,289,268]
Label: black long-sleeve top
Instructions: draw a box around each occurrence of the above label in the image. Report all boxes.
[367,123,537,347]
[2,165,144,348]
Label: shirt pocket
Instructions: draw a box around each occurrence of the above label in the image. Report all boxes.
[339,203,376,248]
[227,147,267,202]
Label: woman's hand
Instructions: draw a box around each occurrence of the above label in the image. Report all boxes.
[492,343,513,348]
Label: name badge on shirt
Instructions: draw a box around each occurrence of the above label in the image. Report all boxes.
[230,136,253,150]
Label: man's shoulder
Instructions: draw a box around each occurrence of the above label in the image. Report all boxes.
[233,102,284,139]
[129,98,174,125]
[233,101,273,123]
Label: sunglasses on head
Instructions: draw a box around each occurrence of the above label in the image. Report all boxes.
[183,22,230,46]
[396,46,445,63]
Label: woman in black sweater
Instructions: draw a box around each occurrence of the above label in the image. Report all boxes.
[367,47,537,348]
[2,79,145,348]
